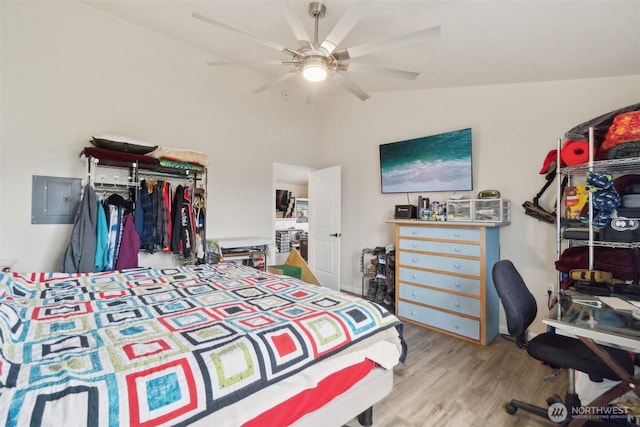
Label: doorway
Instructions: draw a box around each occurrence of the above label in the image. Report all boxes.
[273,163,312,264]
[272,163,342,291]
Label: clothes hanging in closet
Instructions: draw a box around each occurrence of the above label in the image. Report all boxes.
[105,204,122,272]
[134,180,197,259]
[136,179,155,252]
[171,185,195,258]
[102,193,138,271]
[157,180,172,252]
[95,200,108,272]
[60,186,140,273]
[60,185,99,273]
[116,215,140,270]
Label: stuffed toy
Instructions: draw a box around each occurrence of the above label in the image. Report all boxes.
[583,172,621,227]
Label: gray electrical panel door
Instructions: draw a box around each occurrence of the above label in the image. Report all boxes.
[31,175,83,224]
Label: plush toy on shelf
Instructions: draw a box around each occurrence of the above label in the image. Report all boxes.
[583,172,621,228]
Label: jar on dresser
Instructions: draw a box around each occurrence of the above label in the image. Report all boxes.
[388,220,508,345]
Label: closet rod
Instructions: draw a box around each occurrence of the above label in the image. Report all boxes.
[138,169,196,179]
[96,187,133,195]
[92,181,139,188]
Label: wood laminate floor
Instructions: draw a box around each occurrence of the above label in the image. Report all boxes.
[348,323,568,427]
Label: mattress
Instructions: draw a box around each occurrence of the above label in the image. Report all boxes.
[0,263,404,426]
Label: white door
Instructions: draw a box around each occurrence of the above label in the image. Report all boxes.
[308,166,341,291]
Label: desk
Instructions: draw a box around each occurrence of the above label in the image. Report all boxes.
[207,237,271,271]
[543,294,640,426]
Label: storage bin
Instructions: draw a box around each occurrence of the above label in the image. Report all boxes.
[601,208,640,243]
[446,199,472,221]
[472,199,511,223]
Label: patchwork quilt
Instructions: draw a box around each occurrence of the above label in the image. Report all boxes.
[0,264,402,427]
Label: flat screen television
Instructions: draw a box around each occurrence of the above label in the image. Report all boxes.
[379,128,473,194]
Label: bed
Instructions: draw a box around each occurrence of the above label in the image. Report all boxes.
[0,263,405,426]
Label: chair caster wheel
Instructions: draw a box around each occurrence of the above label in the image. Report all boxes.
[505,403,517,415]
[546,397,557,406]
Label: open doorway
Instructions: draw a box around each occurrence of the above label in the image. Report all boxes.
[273,163,312,265]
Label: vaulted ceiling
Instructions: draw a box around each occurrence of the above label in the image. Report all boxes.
[85,0,640,100]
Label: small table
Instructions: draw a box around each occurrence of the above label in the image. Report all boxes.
[543,294,640,426]
[209,237,271,271]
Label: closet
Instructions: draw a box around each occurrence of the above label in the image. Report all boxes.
[85,154,207,266]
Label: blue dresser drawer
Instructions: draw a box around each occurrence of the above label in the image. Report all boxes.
[399,267,480,295]
[399,284,480,317]
[398,301,480,340]
[398,238,480,257]
[399,226,480,242]
[399,251,480,276]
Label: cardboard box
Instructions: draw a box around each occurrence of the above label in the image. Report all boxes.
[565,186,588,219]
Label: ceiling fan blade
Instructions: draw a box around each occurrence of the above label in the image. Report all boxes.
[334,72,370,101]
[253,71,298,94]
[346,25,441,59]
[207,60,293,66]
[281,1,310,44]
[192,12,299,56]
[344,63,420,80]
[320,5,365,53]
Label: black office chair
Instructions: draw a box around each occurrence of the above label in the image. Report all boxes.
[492,260,635,423]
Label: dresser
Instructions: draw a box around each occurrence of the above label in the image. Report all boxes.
[389,220,505,345]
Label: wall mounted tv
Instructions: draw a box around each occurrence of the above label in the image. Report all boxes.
[379,128,473,194]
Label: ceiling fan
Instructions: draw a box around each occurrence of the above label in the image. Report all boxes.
[192,2,441,101]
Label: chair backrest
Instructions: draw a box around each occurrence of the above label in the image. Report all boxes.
[492,260,538,346]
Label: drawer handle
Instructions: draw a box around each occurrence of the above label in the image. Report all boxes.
[412,230,417,235]
[412,258,418,263]
[453,323,459,329]
[454,302,461,308]
[412,243,418,248]
[412,274,417,279]
[453,232,460,237]
[454,282,461,288]
[411,311,416,316]
[454,263,461,269]
[454,247,460,252]
[412,292,417,297]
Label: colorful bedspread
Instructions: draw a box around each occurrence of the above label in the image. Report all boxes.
[0,264,402,426]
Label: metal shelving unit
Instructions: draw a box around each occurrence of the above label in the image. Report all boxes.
[556,127,640,302]
[360,247,395,308]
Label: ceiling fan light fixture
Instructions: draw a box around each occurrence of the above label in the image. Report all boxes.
[303,60,328,82]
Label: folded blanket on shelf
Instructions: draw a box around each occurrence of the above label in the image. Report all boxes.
[158,158,206,171]
[150,147,208,166]
[81,146,158,165]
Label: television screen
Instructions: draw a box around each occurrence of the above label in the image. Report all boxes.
[379,128,473,194]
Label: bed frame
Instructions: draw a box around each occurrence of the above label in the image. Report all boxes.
[292,366,394,427]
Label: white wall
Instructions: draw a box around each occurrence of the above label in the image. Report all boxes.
[317,75,640,332]
[0,1,320,271]
[1,2,639,334]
